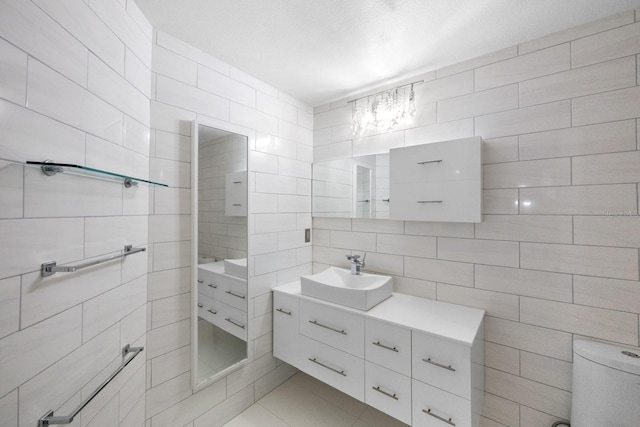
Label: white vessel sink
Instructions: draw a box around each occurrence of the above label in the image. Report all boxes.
[224,258,247,279]
[300,267,393,310]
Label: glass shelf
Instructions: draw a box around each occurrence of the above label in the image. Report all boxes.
[0,158,169,188]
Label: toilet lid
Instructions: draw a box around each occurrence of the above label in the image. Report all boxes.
[574,340,640,376]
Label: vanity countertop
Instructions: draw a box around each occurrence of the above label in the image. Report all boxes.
[275,280,485,346]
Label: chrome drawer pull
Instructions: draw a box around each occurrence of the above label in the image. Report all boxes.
[423,408,455,426]
[225,290,245,299]
[197,279,204,283]
[233,203,242,207]
[308,320,346,335]
[417,200,443,204]
[417,159,443,165]
[208,283,217,288]
[197,303,203,308]
[232,181,242,184]
[207,308,217,315]
[308,358,346,376]
[276,308,292,316]
[372,385,398,400]
[423,357,455,372]
[372,341,398,352]
[225,317,245,329]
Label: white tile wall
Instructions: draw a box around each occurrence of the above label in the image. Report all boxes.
[0,2,152,427]
[313,11,640,426]
[147,28,311,426]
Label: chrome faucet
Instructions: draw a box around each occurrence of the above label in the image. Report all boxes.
[346,253,366,275]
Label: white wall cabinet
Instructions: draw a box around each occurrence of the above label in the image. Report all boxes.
[390,137,482,223]
[273,281,485,426]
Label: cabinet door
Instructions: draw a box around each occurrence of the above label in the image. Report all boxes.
[299,335,365,401]
[390,180,481,223]
[390,137,481,184]
[365,318,411,377]
[365,362,412,425]
[273,291,299,366]
[299,299,365,358]
[412,379,472,427]
[412,331,471,399]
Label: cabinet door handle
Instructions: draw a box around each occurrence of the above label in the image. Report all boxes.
[308,320,346,335]
[372,341,398,352]
[422,357,455,372]
[207,308,217,315]
[422,408,455,426]
[308,357,346,376]
[417,200,443,204]
[225,290,245,299]
[197,279,204,283]
[225,317,245,329]
[372,385,398,400]
[276,308,292,316]
[417,159,443,165]
[208,283,217,288]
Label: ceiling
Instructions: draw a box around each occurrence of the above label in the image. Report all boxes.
[134,0,640,107]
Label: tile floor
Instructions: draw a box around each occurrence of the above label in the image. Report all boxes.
[223,371,409,427]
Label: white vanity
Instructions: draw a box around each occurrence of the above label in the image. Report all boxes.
[198,261,248,340]
[273,277,484,427]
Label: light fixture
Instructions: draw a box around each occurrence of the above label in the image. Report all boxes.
[349,80,423,136]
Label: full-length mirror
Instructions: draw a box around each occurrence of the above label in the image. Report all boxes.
[191,121,249,388]
[312,153,390,219]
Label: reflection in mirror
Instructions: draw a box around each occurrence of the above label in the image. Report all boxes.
[313,153,389,219]
[192,122,248,388]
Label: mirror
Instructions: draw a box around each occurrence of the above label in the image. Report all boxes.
[312,153,390,219]
[191,121,249,388]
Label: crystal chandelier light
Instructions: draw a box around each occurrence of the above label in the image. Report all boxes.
[350,80,422,136]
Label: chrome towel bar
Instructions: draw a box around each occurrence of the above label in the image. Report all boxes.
[41,245,146,277]
[38,344,144,426]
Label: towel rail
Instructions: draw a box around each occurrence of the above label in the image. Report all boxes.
[41,245,146,277]
[38,344,144,426]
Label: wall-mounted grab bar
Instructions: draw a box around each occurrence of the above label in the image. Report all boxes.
[38,344,144,426]
[41,245,146,277]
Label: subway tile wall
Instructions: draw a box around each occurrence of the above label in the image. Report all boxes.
[147,29,312,426]
[313,10,640,427]
[0,1,151,427]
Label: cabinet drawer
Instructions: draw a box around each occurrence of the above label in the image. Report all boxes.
[365,362,411,425]
[273,291,299,366]
[218,275,247,311]
[390,137,481,184]
[412,332,471,399]
[389,180,481,223]
[365,318,411,377]
[412,379,472,427]
[299,299,364,358]
[198,293,221,325]
[299,335,364,401]
[217,302,247,341]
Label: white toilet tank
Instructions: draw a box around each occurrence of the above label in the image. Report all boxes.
[571,340,640,427]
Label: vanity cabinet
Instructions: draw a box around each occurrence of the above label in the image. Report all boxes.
[198,263,247,340]
[273,281,485,427]
[389,136,482,223]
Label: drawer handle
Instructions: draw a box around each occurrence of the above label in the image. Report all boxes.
[423,357,455,372]
[372,385,398,400]
[423,408,455,426]
[417,200,443,204]
[308,320,346,335]
[232,181,242,184]
[197,303,203,308]
[417,159,443,165]
[225,290,245,299]
[232,203,242,207]
[276,308,292,316]
[308,357,346,376]
[207,283,218,289]
[372,341,399,352]
[197,279,204,283]
[207,308,217,315]
[225,317,245,329]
